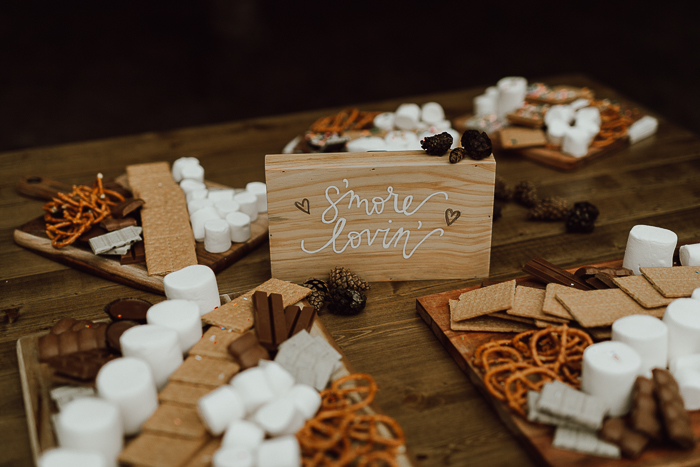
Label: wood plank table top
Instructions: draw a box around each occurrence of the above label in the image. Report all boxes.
[1,74,699,467]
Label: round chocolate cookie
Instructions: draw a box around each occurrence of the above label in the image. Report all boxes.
[104,298,152,324]
[105,320,141,353]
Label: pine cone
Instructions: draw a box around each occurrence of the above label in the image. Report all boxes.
[460,130,492,160]
[421,132,453,156]
[528,197,571,221]
[329,266,370,291]
[327,288,367,315]
[565,201,600,233]
[306,289,327,312]
[449,147,467,164]
[513,181,539,208]
[494,176,513,201]
[302,278,329,295]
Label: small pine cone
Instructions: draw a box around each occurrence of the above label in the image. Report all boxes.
[302,278,329,295]
[329,266,370,291]
[513,180,539,208]
[528,197,571,221]
[565,201,600,233]
[421,132,453,156]
[306,289,327,312]
[494,176,513,201]
[449,147,467,164]
[460,130,492,160]
[327,288,367,315]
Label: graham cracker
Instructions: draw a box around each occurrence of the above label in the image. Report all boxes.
[183,438,222,467]
[556,288,665,328]
[490,311,535,325]
[126,162,197,276]
[542,284,577,320]
[169,355,240,387]
[641,266,700,298]
[613,275,674,308]
[201,278,311,332]
[450,300,534,332]
[142,403,208,439]
[158,382,216,407]
[188,326,242,360]
[588,327,613,341]
[499,127,547,149]
[451,280,517,322]
[507,286,569,323]
[118,432,207,467]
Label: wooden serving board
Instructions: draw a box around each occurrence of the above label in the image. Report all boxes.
[416,260,700,467]
[514,136,631,171]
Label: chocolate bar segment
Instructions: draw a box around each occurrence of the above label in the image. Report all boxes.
[110,197,145,219]
[630,376,662,439]
[652,368,696,449]
[523,257,591,291]
[101,217,138,232]
[48,349,116,381]
[292,306,317,337]
[268,293,287,348]
[227,331,270,369]
[284,306,301,338]
[599,417,649,459]
[253,291,274,351]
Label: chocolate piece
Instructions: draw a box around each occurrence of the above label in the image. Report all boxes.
[586,276,610,289]
[77,327,98,352]
[48,349,116,381]
[71,320,93,332]
[522,257,591,291]
[106,320,140,353]
[630,376,662,439]
[291,306,316,337]
[536,380,607,431]
[58,330,79,355]
[78,226,108,243]
[120,241,146,265]
[110,197,145,219]
[594,272,618,288]
[228,332,259,359]
[284,306,301,337]
[253,291,274,351]
[103,180,132,199]
[104,297,152,324]
[269,293,287,348]
[599,417,625,444]
[653,368,696,449]
[51,317,77,335]
[101,216,138,232]
[599,417,650,459]
[575,267,601,279]
[38,333,60,362]
[237,345,271,370]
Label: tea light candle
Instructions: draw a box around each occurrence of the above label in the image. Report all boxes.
[146,299,202,352]
[119,325,183,390]
[163,264,221,316]
[663,298,700,361]
[226,212,251,243]
[204,219,232,254]
[496,76,527,118]
[612,315,668,376]
[581,341,642,416]
[246,182,268,213]
[55,398,123,467]
[39,448,107,467]
[622,225,677,275]
[215,200,240,218]
[96,357,158,435]
[233,192,258,222]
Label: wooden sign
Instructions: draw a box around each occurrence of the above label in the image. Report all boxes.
[265,151,496,282]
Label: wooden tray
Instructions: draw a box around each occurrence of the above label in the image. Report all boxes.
[416,260,700,467]
[515,136,630,171]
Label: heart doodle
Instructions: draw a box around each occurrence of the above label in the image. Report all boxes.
[445,208,461,227]
[295,198,310,215]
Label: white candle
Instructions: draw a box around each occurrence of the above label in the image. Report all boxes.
[163,264,221,316]
[119,325,183,390]
[190,207,222,242]
[204,219,232,254]
[226,212,251,243]
[39,448,107,467]
[233,192,258,222]
[496,77,527,118]
[96,357,158,435]
[55,398,123,467]
[146,299,203,352]
[663,298,700,361]
[245,182,267,213]
[581,341,641,416]
[612,315,668,377]
[214,200,240,218]
[622,225,677,275]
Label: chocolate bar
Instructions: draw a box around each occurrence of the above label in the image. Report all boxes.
[292,306,317,337]
[120,241,146,265]
[653,368,696,449]
[269,293,287,349]
[110,197,144,219]
[227,331,270,370]
[536,381,608,431]
[598,417,649,459]
[629,376,662,439]
[48,348,116,381]
[523,257,591,291]
[253,291,274,351]
[104,297,152,324]
[585,276,610,290]
[39,321,108,362]
[101,217,138,232]
[284,306,301,336]
[594,272,618,288]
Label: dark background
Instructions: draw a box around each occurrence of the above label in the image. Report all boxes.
[2,1,699,152]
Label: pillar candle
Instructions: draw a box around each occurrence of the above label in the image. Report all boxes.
[146,299,203,352]
[663,298,700,361]
[612,315,668,377]
[622,225,677,275]
[163,264,221,316]
[119,325,183,390]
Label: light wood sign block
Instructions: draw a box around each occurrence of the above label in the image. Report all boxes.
[265,151,496,282]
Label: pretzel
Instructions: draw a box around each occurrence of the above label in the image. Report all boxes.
[309,108,381,134]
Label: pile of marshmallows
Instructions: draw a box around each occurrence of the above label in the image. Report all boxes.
[345,102,460,152]
[580,225,700,418]
[172,157,267,254]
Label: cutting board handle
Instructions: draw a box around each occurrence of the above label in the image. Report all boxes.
[16,176,73,201]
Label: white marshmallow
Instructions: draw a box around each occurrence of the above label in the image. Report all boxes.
[246,182,268,213]
[674,368,700,410]
[96,358,158,435]
[622,225,677,275]
[119,325,183,390]
[190,207,222,242]
[432,119,452,131]
[420,102,445,124]
[231,367,275,413]
[474,93,497,116]
[180,179,207,194]
[394,103,421,130]
[55,398,123,467]
[172,157,200,183]
[546,120,570,146]
[581,341,641,416]
[181,164,205,182]
[670,353,700,376]
[288,384,321,420]
[575,120,600,139]
[496,76,527,118]
[612,315,668,377]
[544,105,575,127]
[146,299,202,352]
[680,243,700,266]
[186,188,209,203]
[215,200,240,218]
[212,447,254,467]
[562,127,593,158]
[222,419,265,450]
[628,115,658,144]
[233,192,258,222]
[693,288,700,300]
[163,264,221,316]
[346,136,387,152]
[226,212,251,243]
[663,298,700,362]
[575,107,601,127]
[208,189,236,202]
[569,98,590,111]
[204,219,232,254]
[384,130,420,150]
[188,198,215,215]
[257,436,300,467]
[254,398,305,436]
[198,386,246,436]
[39,448,107,467]
[373,112,395,131]
[261,361,295,397]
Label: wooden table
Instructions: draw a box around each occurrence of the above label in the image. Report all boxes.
[2,74,699,466]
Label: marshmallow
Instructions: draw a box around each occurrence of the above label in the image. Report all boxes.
[246,182,268,213]
[226,212,252,243]
[181,164,205,182]
[663,298,700,361]
[146,299,202,352]
[547,120,569,146]
[96,357,158,435]
[188,198,215,215]
[622,225,678,275]
[233,192,258,222]
[55,398,123,467]
[198,386,246,436]
[231,367,275,413]
[670,354,700,376]
[172,157,200,183]
[569,98,590,111]
[180,179,207,194]
[288,384,321,420]
[257,436,300,467]
[561,127,593,157]
[394,103,421,130]
[346,136,387,153]
[204,219,232,254]
[215,200,240,218]
[628,115,658,144]
[212,446,254,467]
[190,207,222,242]
[254,398,305,436]
[496,76,527,118]
[674,368,700,410]
[693,288,700,300]
[39,448,107,467]
[421,102,445,124]
[680,243,700,266]
[384,130,420,151]
[575,120,600,139]
[186,188,209,203]
[373,112,395,131]
[474,93,497,116]
[163,264,220,315]
[208,189,236,202]
[261,361,295,397]
[544,105,575,127]
[575,107,601,127]
[612,315,668,377]
[119,325,183,390]
[222,419,265,450]
[432,120,452,131]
